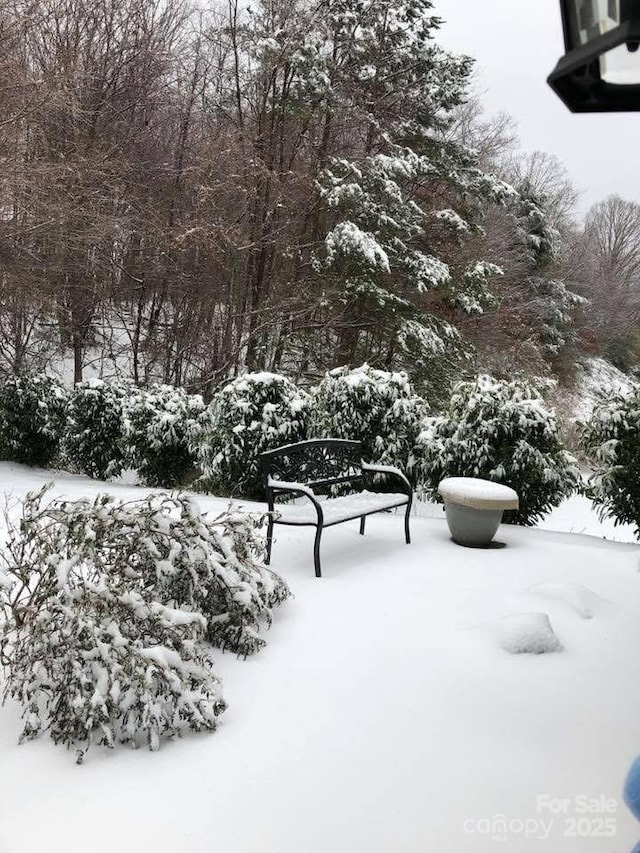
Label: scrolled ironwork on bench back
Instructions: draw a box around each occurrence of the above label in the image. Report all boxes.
[260,439,363,494]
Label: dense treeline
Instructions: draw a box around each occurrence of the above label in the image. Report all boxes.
[0,0,638,395]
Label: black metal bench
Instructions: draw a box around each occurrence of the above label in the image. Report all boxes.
[260,439,413,577]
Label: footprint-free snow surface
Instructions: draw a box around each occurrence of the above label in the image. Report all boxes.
[1,464,640,852]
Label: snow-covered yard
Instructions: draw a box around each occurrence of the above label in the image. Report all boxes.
[1,464,640,852]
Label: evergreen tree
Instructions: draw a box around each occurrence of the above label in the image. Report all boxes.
[232,0,516,388]
[511,181,586,362]
[307,0,516,386]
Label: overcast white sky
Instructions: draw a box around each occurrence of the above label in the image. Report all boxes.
[434,0,640,217]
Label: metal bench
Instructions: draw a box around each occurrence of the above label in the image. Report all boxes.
[260,439,413,577]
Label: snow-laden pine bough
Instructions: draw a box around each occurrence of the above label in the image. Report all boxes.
[260,439,413,577]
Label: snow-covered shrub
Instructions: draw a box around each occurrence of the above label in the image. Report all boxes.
[0,373,68,467]
[62,379,130,479]
[124,384,208,487]
[579,386,640,536]
[0,486,289,761]
[415,375,580,525]
[146,496,291,655]
[198,372,310,499]
[311,364,426,475]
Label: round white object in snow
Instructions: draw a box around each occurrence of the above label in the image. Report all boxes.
[438,477,519,511]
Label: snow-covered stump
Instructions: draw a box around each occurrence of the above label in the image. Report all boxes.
[438,477,519,547]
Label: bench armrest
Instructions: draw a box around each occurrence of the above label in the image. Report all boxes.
[361,461,412,494]
[266,477,324,525]
[267,477,317,501]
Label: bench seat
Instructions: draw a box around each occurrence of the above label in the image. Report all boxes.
[271,488,409,526]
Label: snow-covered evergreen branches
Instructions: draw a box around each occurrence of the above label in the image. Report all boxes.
[0,486,289,761]
[0,374,68,467]
[415,375,580,524]
[312,364,426,475]
[580,386,640,536]
[197,373,310,499]
[124,384,208,487]
[62,378,131,479]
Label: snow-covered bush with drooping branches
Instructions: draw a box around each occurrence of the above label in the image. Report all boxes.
[311,364,426,477]
[62,378,131,479]
[0,486,289,762]
[197,372,310,499]
[0,373,68,467]
[415,375,580,525]
[124,384,208,487]
[579,386,640,536]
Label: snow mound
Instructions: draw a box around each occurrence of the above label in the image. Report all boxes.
[484,612,562,655]
[528,580,604,619]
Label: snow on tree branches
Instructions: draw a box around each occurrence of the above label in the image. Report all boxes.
[62,378,131,480]
[304,0,516,380]
[415,375,580,525]
[0,486,289,762]
[0,374,68,467]
[197,372,310,499]
[123,384,208,487]
[312,364,426,476]
[580,386,640,536]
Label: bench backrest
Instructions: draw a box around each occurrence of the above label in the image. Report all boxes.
[260,439,363,492]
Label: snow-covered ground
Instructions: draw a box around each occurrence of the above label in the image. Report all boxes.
[1,464,640,852]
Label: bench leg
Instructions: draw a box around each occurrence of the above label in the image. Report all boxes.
[404,502,411,545]
[265,516,274,565]
[359,516,366,535]
[313,525,323,578]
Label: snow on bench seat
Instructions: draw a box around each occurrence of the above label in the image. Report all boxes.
[438,477,519,511]
[272,489,409,526]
